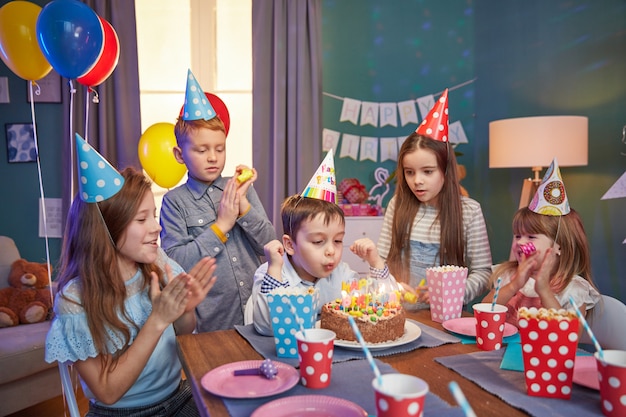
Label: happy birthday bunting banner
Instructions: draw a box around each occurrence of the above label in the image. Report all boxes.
[322,128,341,152]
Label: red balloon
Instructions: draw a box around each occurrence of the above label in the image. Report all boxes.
[178,92,231,137]
[77,16,119,87]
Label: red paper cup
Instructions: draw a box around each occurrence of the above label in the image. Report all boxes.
[595,350,626,417]
[518,312,579,398]
[473,303,507,351]
[372,373,429,417]
[427,266,468,323]
[295,329,335,389]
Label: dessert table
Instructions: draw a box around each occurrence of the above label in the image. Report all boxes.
[176,310,537,417]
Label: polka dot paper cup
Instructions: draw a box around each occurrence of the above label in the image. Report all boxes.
[595,350,626,417]
[473,303,507,351]
[372,373,428,417]
[518,313,579,399]
[267,291,319,358]
[295,329,336,389]
[427,265,468,323]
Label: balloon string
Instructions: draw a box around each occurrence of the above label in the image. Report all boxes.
[91,88,100,104]
[85,87,90,141]
[29,81,53,299]
[69,80,76,200]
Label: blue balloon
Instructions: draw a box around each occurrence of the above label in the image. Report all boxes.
[36,0,103,79]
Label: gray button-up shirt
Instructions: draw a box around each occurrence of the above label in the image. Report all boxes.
[160,176,277,332]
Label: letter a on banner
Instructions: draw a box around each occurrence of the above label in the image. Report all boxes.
[360,102,380,126]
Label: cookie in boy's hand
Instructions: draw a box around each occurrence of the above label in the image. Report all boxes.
[236,168,254,185]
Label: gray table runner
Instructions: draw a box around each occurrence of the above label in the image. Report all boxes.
[234,319,461,368]
[436,348,603,417]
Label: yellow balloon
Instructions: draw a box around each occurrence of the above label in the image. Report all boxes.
[0,1,52,81]
[138,122,187,189]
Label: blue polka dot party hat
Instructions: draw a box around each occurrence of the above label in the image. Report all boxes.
[75,133,124,203]
[528,157,570,216]
[181,69,217,121]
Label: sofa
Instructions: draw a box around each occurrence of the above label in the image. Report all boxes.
[0,236,62,416]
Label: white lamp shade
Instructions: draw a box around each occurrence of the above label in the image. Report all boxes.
[489,116,588,168]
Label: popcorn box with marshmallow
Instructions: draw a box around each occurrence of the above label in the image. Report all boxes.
[266,288,320,358]
[517,307,579,399]
[427,265,468,323]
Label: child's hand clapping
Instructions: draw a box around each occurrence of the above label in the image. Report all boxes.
[149,272,190,329]
[510,250,538,291]
[534,246,560,296]
[216,177,241,233]
[234,165,257,215]
[183,257,218,312]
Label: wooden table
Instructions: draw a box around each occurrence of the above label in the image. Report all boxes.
[177,310,529,417]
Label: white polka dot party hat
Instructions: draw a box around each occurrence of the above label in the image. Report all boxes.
[75,133,124,203]
[528,157,571,216]
[416,88,449,142]
[301,149,337,204]
[181,69,217,121]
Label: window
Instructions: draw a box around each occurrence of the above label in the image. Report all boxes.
[135,0,252,216]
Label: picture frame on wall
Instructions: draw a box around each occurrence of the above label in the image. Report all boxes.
[5,123,37,163]
[26,71,62,103]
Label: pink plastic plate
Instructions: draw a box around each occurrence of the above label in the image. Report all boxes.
[572,355,600,390]
[201,360,298,399]
[251,395,368,417]
[442,317,518,338]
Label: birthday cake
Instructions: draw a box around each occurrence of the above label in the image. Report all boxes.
[320,299,406,344]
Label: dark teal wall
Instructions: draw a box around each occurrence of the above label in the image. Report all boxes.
[0,0,63,266]
[322,0,626,302]
[322,0,475,208]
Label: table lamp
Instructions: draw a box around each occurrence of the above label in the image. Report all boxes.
[489,115,588,208]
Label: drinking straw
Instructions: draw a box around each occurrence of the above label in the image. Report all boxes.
[448,381,477,417]
[348,316,382,385]
[283,297,306,339]
[569,295,604,360]
[491,276,502,311]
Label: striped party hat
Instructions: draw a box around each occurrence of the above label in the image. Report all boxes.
[301,149,337,204]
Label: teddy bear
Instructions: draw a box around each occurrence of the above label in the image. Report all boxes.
[0,259,53,327]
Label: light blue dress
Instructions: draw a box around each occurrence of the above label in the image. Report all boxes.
[45,251,184,408]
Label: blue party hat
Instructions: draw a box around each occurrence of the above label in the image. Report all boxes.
[182,69,217,121]
[75,133,124,203]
